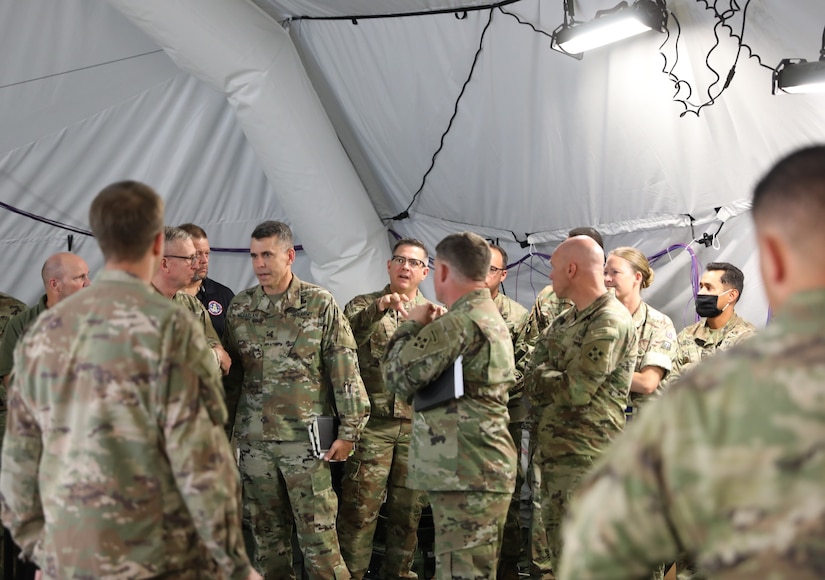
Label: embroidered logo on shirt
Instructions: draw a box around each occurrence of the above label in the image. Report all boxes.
[208,300,223,316]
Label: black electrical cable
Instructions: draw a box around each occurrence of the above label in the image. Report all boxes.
[388,8,496,222]
[498,6,555,40]
[659,0,775,117]
[287,0,522,23]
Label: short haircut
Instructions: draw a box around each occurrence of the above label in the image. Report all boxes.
[436,232,491,282]
[706,262,744,302]
[753,145,825,256]
[164,226,191,245]
[392,238,428,260]
[179,223,208,240]
[609,247,654,288]
[251,220,293,247]
[568,227,604,250]
[89,181,164,262]
[489,244,508,267]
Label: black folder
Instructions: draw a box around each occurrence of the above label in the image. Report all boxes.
[413,355,464,412]
[308,415,340,459]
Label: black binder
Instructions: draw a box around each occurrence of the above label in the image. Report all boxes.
[308,415,340,459]
[413,355,464,412]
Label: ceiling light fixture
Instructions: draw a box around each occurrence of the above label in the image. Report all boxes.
[773,27,825,94]
[552,0,667,56]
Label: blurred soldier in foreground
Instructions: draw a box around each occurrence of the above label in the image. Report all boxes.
[0,180,257,579]
[383,232,517,580]
[560,144,825,579]
[486,243,530,580]
[525,235,637,578]
[222,220,369,579]
[338,238,432,580]
[179,223,235,339]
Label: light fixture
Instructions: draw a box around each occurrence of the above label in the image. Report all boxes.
[772,28,825,94]
[552,0,667,56]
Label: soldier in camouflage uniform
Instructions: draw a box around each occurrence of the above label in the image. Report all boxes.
[669,262,755,383]
[486,244,530,580]
[0,181,257,579]
[517,227,603,578]
[338,238,432,580]
[152,226,230,375]
[222,221,370,580]
[560,144,825,580]
[525,236,637,578]
[604,247,677,415]
[383,232,517,580]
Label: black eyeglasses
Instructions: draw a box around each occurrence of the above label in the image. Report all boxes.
[489,265,506,274]
[164,254,198,265]
[391,256,426,269]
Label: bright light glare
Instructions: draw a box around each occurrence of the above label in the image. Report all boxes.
[558,16,653,54]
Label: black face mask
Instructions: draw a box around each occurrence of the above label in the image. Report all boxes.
[695,291,730,318]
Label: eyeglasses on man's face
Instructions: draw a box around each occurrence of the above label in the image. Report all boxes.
[391,255,426,269]
[165,254,198,266]
[489,265,506,274]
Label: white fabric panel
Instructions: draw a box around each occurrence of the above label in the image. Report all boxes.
[106,0,389,304]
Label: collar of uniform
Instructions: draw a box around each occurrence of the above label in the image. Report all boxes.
[251,273,303,313]
[695,312,744,345]
[631,300,649,330]
[450,288,490,312]
[95,268,151,289]
[567,291,612,323]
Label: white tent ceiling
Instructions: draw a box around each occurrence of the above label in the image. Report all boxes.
[1,0,823,331]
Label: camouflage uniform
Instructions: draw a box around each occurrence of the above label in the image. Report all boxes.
[559,288,825,580]
[383,288,517,580]
[670,312,755,381]
[0,295,48,379]
[338,285,430,580]
[492,292,530,578]
[222,274,369,580]
[627,301,677,414]
[0,292,26,462]
[514,285,572,576]
[0,270,251,579]
[525,292,637,576]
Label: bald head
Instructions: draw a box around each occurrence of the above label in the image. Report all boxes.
[550,236,607,309]
[42,252,91,306]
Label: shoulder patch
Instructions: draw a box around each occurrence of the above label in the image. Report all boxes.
[207,300,223,316]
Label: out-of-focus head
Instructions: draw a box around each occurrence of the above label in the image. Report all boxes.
[89,181,164,263]
[752,145,825,310]
[433,232,490,303]
[387,238,429,295]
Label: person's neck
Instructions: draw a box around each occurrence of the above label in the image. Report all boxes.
[572,283,607,312]
[621,292,642,316]
[488,287,499,300]
[443,281,485,308]
[707,306,734,329]
[263,272,293,296]
[151,277,180,299]
[181,278,203,297]
[389,284,419,298]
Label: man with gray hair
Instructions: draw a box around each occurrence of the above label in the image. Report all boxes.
[151,226,230,375]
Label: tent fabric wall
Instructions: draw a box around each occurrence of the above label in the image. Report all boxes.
[1,0,823,329]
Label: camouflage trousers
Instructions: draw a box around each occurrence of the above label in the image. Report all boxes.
[239,440,350,580]
[338,417,426,580]
[429,490,510,580]
[536,455,593,578]
[526,434,552,578]
[498,421,525,579]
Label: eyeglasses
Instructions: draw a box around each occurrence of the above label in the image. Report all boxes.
[391,256,426,269]
[164,254,198,265]
[489,265,506,274]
